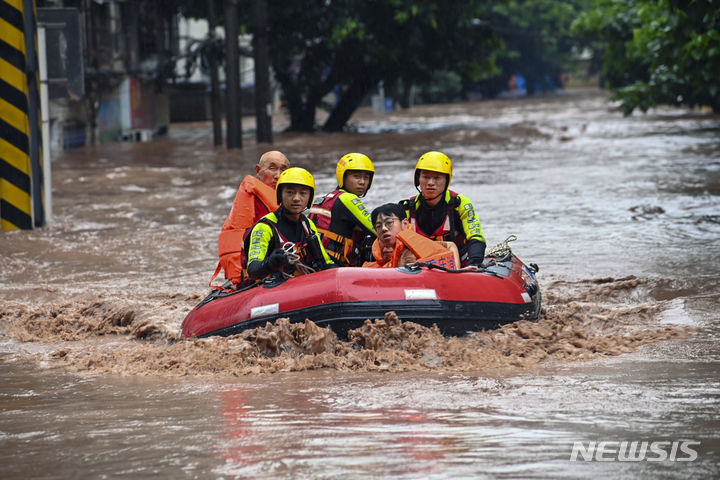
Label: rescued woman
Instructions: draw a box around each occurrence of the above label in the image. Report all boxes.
[363,203,462,270]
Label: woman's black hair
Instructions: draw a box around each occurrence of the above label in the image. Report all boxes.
[371,203,407,225]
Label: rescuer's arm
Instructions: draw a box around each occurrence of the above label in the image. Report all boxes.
[246,223,289,278]
[466,239,487,267]
[337,192,377,236]
[456,195,487,267]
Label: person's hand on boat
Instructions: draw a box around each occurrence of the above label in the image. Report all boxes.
[459,265,479,271]
[267,248,290,270]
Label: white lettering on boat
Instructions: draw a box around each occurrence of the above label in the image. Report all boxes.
[251,303,280,318]
[404,289,437,300]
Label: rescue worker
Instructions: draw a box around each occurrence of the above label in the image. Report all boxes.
[246,167,336,280]
[308,153,377,266]
[400,151,486,267]
[363,203,461,269]
[212,151,290,287]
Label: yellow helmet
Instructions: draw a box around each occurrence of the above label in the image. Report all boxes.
[276,167,316,208]
[336,153,375,193]
[414,151,453,188]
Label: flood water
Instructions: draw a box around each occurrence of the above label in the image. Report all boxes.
[1,88,719,478]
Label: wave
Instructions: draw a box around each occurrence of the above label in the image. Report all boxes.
[0,277,692,377]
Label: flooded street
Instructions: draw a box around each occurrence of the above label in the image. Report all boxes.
[1,88,719,478]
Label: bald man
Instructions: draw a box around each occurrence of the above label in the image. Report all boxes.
[254,150,291,191]
[212,151,290,287]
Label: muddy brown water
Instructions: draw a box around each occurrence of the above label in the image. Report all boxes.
[1,89,719,478]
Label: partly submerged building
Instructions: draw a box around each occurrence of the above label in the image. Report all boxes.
[37,0,255,151]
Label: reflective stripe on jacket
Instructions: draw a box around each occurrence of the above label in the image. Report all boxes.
[246,210,334,278]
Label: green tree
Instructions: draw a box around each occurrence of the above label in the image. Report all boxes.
[572,0,720,114]
[175,0,591,131]
[475,0,585,97]
[262,0,502,131]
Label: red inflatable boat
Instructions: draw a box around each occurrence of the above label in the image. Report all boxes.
[181,253,541,339]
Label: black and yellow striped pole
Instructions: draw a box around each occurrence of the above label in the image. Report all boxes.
[0,0,44,230]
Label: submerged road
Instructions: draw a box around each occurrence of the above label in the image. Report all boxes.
[1,88,718,478]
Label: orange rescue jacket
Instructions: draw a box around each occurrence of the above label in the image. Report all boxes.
[362,228,459,269]
[211,175,278,285]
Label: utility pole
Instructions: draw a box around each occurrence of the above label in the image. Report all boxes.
[1,0,45,229]
[23,0,44,227]
[224,0,242,149]
[207,0,222,146]
[251,0,272,143]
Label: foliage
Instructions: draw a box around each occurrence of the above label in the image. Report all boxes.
[414,71,465,104]
[256,0,503,131]
[572,0,720,114]
[171,0,595,130]
[471,0,588,96]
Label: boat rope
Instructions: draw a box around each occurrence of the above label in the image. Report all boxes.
[410,262,464,273]
[409,262,502,277]
[485,234,538,273]
[282,242,316,276]
[486,234,517,262]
